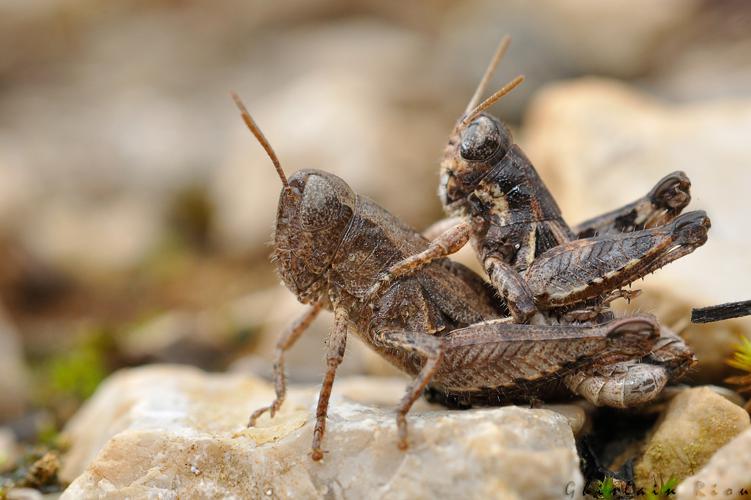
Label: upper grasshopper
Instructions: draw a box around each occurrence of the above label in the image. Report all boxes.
[231,92,693,461]
[368,36,710,325]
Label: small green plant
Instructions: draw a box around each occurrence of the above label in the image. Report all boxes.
[31,325,112,420]
[48,346,106,401]
[645,476,679,500]
[598,476,615,500]
[726,335,751,411]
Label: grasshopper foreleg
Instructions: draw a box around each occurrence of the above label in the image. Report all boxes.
[248,301,323,427]
[310,307,349,461]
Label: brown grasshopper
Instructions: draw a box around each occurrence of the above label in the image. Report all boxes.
[231,93,681,460]
[364,36,707,408]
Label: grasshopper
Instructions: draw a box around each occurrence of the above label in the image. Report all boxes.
[231,93,687,461]
[364,36,707,409]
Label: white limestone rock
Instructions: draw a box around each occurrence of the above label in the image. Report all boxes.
[60,365,584,499]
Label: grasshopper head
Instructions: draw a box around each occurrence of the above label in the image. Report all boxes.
[439,112,512,214]
[438,36,523,216]
[273,169,355,303]
[231,93,355,304]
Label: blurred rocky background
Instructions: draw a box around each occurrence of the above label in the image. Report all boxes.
[1,0,751,497]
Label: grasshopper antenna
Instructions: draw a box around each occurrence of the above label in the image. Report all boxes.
[465,35,512,114]
[462,75,525,126]
[230,91,289,188]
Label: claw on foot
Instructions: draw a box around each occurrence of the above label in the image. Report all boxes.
[607,288,641,303]
[396,414,409,451]
[247,404,276,427]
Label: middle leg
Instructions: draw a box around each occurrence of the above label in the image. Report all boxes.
[373,329,443,450]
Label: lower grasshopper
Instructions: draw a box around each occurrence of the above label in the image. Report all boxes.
[230,93,690,461]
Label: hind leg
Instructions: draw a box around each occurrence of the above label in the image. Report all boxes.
[564,326,696,407]
[525,211,710,308]
[573,171,691,238]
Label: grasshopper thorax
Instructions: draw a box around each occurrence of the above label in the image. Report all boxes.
[439,113,512,214]
[274,169,356,304]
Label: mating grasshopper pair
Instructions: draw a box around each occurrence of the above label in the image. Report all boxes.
[232,36,708,461]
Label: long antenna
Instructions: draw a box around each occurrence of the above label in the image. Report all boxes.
[462,75,525,126]
[230,91,289,187]
[465,35,512,114]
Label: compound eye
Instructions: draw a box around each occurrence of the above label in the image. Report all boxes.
[300,175,341,231]
[460,116,501,162]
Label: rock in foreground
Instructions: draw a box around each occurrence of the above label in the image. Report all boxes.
[636,386,750,488]
[676,426,751,499]
[61,365,583,499]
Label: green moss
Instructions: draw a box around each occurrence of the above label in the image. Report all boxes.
[36,422,62,451]
[31,325,113,419]
[48,347,106,400]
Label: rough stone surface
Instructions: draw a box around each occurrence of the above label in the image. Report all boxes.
[5,488,44,500]
[676,426,751,499]
[61,365,584,499]
[635,386,750,488]
[523,79,751,383]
